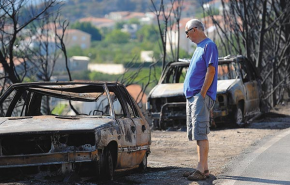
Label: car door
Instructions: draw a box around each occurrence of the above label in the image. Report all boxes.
[118,85,150,164]
[109,86,137,168]
[238,58,260,115]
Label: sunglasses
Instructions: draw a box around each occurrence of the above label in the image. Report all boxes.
[185,27,196,35]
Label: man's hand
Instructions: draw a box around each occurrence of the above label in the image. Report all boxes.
[200,65,215,98]
[200,90,206,98]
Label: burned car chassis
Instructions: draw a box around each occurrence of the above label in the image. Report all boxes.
[147,56,261,129]
[0,82,151,180]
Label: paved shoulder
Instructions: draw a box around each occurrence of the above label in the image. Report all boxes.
[214,128,290,185]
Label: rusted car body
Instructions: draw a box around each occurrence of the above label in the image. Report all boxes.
[146,55,261,129]
[0,82,151,180]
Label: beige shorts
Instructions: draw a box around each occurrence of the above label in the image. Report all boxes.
[186,93,215,141]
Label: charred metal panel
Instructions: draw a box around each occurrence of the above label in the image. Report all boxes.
[133,118,150,146]
[244,81,260,114]
[0,132,96,156]
[0,116,114,134]
[0,150,99,168]
[149,84,184,98]
[116,118,136,147]
[1,135,51,155]
[51,133,96,152]
[217,79,237,93]
[116,148,147,168]
[95,125,120,149]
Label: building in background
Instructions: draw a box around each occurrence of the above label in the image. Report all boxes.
[58,29,91,50]
[78,17,115,29]
[88,63,125,75]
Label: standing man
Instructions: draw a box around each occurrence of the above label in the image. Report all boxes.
[183,19,218,181]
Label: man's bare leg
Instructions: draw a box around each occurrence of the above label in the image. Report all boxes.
[196,139,209,173]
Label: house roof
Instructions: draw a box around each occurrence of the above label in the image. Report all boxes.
[0,57,27,72]
[126,84,147,104]
[56,29,90,36]
[79,17,114,23]
[124,12,146,20]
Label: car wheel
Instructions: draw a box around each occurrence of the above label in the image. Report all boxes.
[159,120,166,130]
[100,149,114,180]
[138,153,147,171]
[235,105,244,127]
[152,119,159,130]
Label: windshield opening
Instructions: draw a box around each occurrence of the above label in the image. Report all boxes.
[218,63,237,80]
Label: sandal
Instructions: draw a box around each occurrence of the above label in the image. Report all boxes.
[182,170,196,177]
[204,169,210,178]
[187,170,206,181]
[183,169,209,178]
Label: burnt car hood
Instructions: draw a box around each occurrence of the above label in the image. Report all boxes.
[217,79,238,94]
[149,83,184,98]
[149,80,239,98]
[0,116,114,135]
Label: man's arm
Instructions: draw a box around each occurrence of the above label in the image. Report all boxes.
[200,64,215,98]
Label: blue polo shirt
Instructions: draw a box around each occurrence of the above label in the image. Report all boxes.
[183,38,218,100]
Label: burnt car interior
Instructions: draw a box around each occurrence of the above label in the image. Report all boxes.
[161,62,188,84]
[1,84,132,118]
[217,62,237,80]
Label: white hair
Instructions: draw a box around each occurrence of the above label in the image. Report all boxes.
[185,19,205,31]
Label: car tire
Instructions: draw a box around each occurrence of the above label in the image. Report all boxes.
[138,153,147,171]
[152,119,159,130]
[100,149,114,180]
[159,120,166,130]
[235,105,244,127]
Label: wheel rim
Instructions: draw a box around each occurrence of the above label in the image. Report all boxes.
[142,154,147,169]
[236,108,243,125]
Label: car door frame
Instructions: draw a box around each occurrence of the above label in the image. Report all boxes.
[106,84,138,168]
[117,84,150,164]
[237,57,260,116]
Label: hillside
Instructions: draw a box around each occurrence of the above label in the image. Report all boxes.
[59,0,155,22]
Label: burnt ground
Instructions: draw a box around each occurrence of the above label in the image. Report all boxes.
[1,104,290,185]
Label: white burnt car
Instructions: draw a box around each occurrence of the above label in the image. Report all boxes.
[146,55,261,129]
[0,82,151,180]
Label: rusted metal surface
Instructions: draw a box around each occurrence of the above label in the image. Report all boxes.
[0,150,99,168]
[149,84,184,98]
[0,82,151,177]
[117,149,146,168]
[159,102,186,126]
[0,116,114,134]
[216,79,237,93]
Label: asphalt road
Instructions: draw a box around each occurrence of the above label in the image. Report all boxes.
[214,127,290,185]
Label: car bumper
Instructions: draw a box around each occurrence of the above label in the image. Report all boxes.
[151,102,186,121]
[0,150,99,168]
[213,109,228,118]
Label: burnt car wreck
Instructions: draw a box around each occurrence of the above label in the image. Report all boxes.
[0,82,151,180]
[146,55,261,129]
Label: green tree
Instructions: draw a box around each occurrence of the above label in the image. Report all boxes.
[136,25,159,42]
[104,30,130,44]
[70,22,102,41]
[179,48,191,59]
[67,46,84,57]
[128,18,140,25]
[115,21,126,30]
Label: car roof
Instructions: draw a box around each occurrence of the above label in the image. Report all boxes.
[172,55,244,67]
[9,81,123,88]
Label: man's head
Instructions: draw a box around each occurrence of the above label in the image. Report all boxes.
[185,19,206,43]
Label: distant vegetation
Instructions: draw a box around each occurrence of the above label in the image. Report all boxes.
[70,22,102,41]
[58,0,191,86]
[59,0,153,22]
